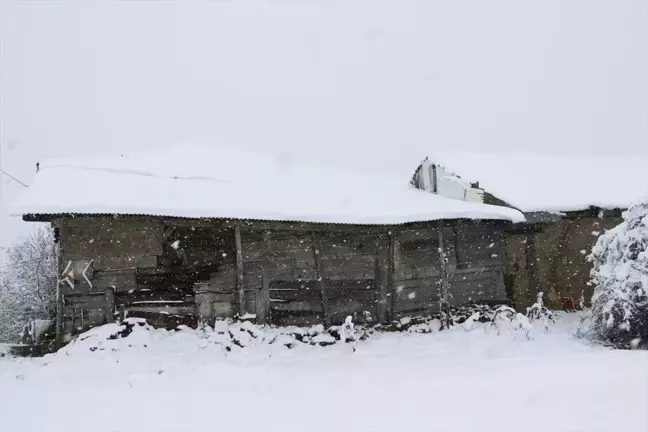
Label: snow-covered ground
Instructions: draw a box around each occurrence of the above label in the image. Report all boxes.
[1,313,646,432]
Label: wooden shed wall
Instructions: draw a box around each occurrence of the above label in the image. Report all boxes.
[53,216,510,342]
[506,216,621,310]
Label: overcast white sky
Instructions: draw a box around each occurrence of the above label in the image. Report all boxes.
[1,0,647,257]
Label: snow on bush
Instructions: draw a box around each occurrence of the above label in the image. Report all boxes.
[584,201,648,348]
[0,227,57,343]
[490,306,533,339]
[50,303,562,358]
[526,292,555,332]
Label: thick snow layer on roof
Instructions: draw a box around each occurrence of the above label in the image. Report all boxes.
[11,145,524,224]
[423,152,648,213]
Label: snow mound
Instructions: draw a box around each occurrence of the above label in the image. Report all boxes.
[60,318,364,357]
[54,305,564,360]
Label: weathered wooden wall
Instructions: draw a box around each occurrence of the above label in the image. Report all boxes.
[239,229,387,326]
[505,215,622,311]
[450,221,507,305]
[56,218,234,339]
[53,216,510,343]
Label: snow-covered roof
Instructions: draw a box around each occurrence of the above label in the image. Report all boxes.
[11,145,524,225]
[425,152,648,213]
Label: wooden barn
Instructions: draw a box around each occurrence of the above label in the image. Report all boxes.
[11,146,523,346]
[410,153,648,311]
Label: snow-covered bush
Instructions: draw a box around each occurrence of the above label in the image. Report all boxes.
[490,305,533,339]
[526,292,555,332]
[0,227,57,343]
[585,202,648,348]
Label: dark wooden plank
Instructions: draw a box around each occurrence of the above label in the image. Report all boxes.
[242,248,314,262]
[397,228,439,242]
[94,268,138,293]
[317,234,379,256]
[449,270,497,282]
[192,292,235,303]
[271,312,323,327]
[395,277,441,290]
[448,273,498,305]
[63,293,107,310]
[395,286,439,302]
[311,234,330,326]
[393,298,440,313]
[400,246,440,262]
[393,303,441,320]
[438,225,450,309]
[325,288,376,301]
[235,226,245,317]
[327,297,377,324]
[116,287,192,302]
[270,300,323,312]
[319,255,376,280]
[270,289,320,302]
[270,280,319,291]
[396,264,441,281]
[325,279,374,291]
[104,287,115,324]
[126,304,195,316]
[376,256,389,323]
[388,230,397,322]
[256,268,270,324]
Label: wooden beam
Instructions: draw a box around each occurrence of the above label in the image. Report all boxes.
[256,268,270,324]
[311,233,330,327]
[54,280,63,349]
[387,230,397,322]
[437,225,450,311]
[54,218,66,349]
[104,287,115,324]
[375,256,389,323]
[234,226,245,317]
[526,231,539,300]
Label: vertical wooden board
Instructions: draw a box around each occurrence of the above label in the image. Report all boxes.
[388,230,398,321]
[493,268,507,301]
[311,234,330,326]
[505,233,531,311]
[195,291,215,323]
[235,226,245,316]
[242,290,256,318]
[441,225,457,272]
[256,268,270,324]
[437,225,450,309]
[55,279,63,348]
[104,287,115,324]
[376,257,389,323]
